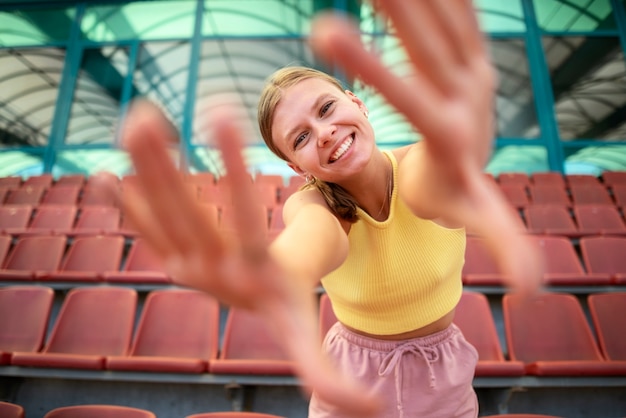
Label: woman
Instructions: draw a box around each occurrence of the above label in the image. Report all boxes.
[120,1,543,417]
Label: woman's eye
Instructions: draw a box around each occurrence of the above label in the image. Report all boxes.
[320,101,333,116]
[294,133,307,149]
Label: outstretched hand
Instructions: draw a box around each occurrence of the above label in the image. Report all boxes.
[117,101,381,416]
[309,0,544,294]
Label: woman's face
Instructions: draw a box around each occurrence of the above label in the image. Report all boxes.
[271,77,376,183]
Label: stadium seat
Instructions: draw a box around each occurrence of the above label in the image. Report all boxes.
[497,172,530,187]
[40,185,81,206]
[0,235,67,280]
[565,174,601,186]
[11,287,136,369]
[0,234,11,265]
[254,183,279,209]
[72,205,120,236]
[219,205,269,236]
[0,401,25,418]
[0,176,22,188]
[573,204,626,236]
[103,238,171,284]
[503,292,626,376]
[530,172,566,187]
[106,289,219,373]
[0,205,33,235]
[0,186,10,204]
[186,413,285,418]
[185,172,216,186]
[55,174,86,187]
[210,307,293,375]
[5,186,46,206]
[588,293,626,361]
[569,184,614,206]
[46,235,124,282]
[44,405,156,418]
[499,183,530,210]
[18,204,77,236]
[462,236,504,285]
[602,171,626,187]
[0,285,54,364]
[79,186,118,207]
[528,184,571,207]
[523,205,580,237]
[532,235,612,285]
[255,173,285,188]
[579,236,626,284]
[454,291,524,376]
[610,184,626,208]
[23,174,53,188]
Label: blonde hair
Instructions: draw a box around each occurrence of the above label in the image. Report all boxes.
[258,66,359,223]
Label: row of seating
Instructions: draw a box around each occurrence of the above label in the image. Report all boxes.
[1,285,624,377]
[2,233,624,286]
[0,401,569,418]
[495,171,626,187]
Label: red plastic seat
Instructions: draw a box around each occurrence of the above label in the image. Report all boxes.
[79,186,118,207]
[0,401,25,418]
[454,292,524,376]
[499,183,530,210]
[46,235,125,282]
[18,205,77,236]
[11,287,136,370]
[565,174,601,186]
[72,205,120,236]
[0,235,67,280]
[573,204,626,236]
[210,307,293,375]
[0,176,22,188]
[528,185,571,207]
[23,174,53,188]
[0,285,54,364]
[44,405,156,418]
[55,174,86,187]
[185,172,216,186]
[103,238,170,284]
[503,292,626,376]
[532,235,611,285]
[255,173,285,188]
[611,184,626,208]
[219,205,269,236]
[0,205,33,235]
[588,293,626,361]
[5,186,46,206]
[462,236,504,285]
[498,172,530,187]
[531,172,566,187]
[186,413,285,418]
[0,187,9,204]
[106,289,219,373]
[579,236,626,284]
[569,184,613,206]
[40,185,81,206]
[0,235,11,265]
[602,171,626,187]
[523,205,580,237]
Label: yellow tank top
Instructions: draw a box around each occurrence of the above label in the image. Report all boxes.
[320,151,466,335]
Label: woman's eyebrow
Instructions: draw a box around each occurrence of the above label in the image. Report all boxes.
[284,94,332,141]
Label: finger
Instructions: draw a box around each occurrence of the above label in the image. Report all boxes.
[211,105,269,255]
[123,101,222,255]
[310,14,443,140]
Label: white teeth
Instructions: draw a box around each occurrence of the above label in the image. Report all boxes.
[330,136,354,162]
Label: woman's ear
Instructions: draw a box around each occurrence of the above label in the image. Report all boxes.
[345,90,368,117]
[287,162,307,178]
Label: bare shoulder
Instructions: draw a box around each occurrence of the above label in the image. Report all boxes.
[282,187,351,233]
[389,142,425,167]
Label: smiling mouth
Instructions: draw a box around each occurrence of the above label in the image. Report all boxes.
[329,134,354,163]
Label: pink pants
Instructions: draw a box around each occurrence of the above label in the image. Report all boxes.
[309,322,479,418]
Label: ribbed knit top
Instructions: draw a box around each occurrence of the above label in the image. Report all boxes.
[320,151,466,335]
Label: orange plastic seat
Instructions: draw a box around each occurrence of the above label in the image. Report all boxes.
[210,307,293,375]
[503,292,626,376]
[524,205,580,237]
[0,235,67,280]
[573,204,626,236]
[106,289,219,373]
[0,205,33,235]
[0,285,54,364]
[186,413,285,418]
[532,235,611,285]
[104,238,170,284]
[5,186,46,206]
[579,236,626,284]
[44,405,156,418]
[46,235,124,282]
[0,401,25,418]
[588,292,626,361]
[455,291,525,376]
[11,287,136,370]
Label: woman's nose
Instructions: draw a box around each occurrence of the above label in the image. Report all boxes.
[316,124,335,147]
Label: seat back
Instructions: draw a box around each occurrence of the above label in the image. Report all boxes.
[569,184,614,206]
[5,186,46,205]
[528,185,571,206]
[0,205,33,231]
[580,236,626,276]
[0,286,54,353]
[574,204,626,234]
[73,206,120,233]
[40,185,81,206]
[454,292,505,362]
[2,235,67,271]
[503,293,602,362]
[462,236,499,275]
[44,287,136,355]
[58,235,125,274]
[0,235,12,264]
[44,405,156,418]
[122,239,166,273]
[524,205,578,233]
[588,292,626,361]
[220,308,287,360]
[28,205,77,232]
[130,289,220,359]
[532,235,585,275]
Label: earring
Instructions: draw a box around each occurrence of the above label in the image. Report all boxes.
[305,174,314,184]
[364,110,369,118]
